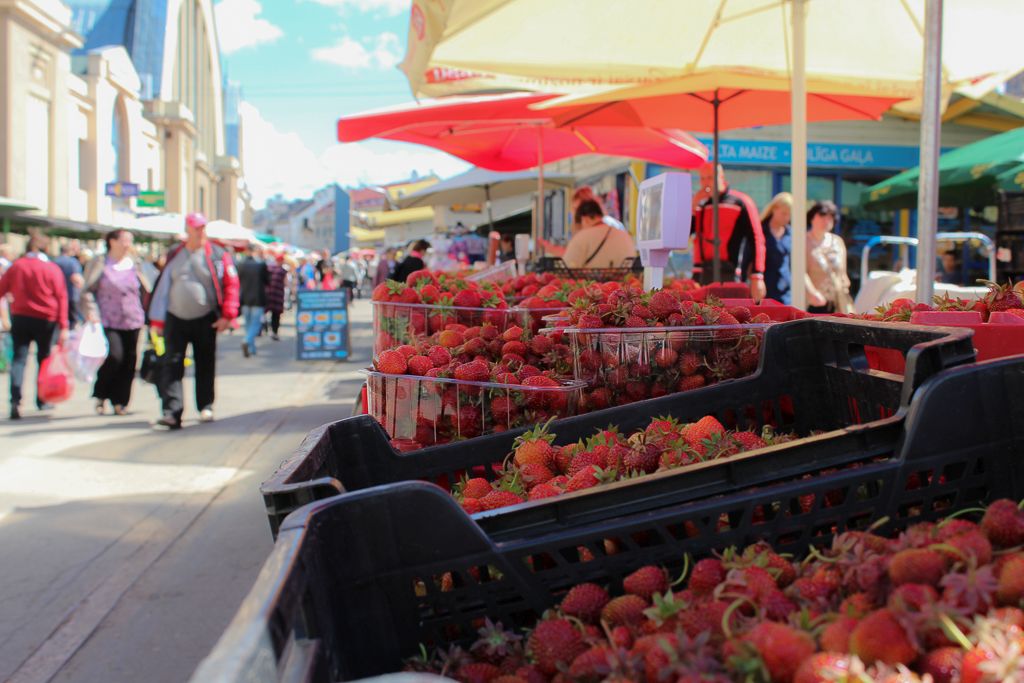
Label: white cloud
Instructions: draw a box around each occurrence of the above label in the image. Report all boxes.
[309,0,411,16]
[214,0,283,53]
[311,32,402,69]
[239,102,469,206]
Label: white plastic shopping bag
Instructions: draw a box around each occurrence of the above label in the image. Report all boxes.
[67,322,109,382]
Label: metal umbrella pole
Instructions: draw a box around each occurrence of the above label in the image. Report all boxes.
[534,125,545,259]
[711,90,721,283]
[485,184,495,231]
[915,0,944,304]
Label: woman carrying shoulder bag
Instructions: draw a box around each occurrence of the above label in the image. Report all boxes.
[805,201,853,314]
[82,229,152,415]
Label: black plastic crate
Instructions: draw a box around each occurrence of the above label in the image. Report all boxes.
[261,319,974,537]
[534,255,643,281]
[197,356,1024,683]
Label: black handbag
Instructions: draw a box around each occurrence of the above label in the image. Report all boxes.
[139,347,162,384]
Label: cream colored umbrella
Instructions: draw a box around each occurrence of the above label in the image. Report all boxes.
[402,0,1024,305]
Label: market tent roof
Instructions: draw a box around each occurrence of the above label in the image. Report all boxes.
[863,127,1024,210]
[132,213,185,238]
[0,196,38,215]
[396,168,575,209]
[350,226,386,243]
[205,220,255,242]
[357,206,435,228]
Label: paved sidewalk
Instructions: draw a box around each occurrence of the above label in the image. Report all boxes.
[0,299,373,683]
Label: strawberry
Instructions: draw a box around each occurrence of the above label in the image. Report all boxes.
[526,619,585,675]
[731,430,767,451]
[528,482,563,501]
[519,463,554,489]
[438,329,464,348]
[529,334,553,356]
[678,351,702,376]
[919,647,963,683]
[567,450,607,477]
[461,477,493,500]
[682,415,725,449]
[564,466,601,492]
[395,344,418,358]
[654,347,678,369]
[560,583,610,622]
[427,345,452,367]
[502,326,524,342]
[648,290,681,319]
[981,280,1024,313]
[453,288,482,308]
[793,652,855,683]
[567,646,616,682]
[677,374,707,392]
[453,360,490,382]
[887,548,948,586]
[820,615,859,652]
[455,662,501,683]
[375,349,408,375]
[460,498,484,514]
[478,490,524,511]
[849,608,917,665]
[406,355,434,376]
[733,621,815,683]
[682,558,722,596]
[513,423,555,468]
[600,594,647,627]
[417,283,441,303]
[982,499,1024,548]
[623,566,668,600]
[998,553,1024,605]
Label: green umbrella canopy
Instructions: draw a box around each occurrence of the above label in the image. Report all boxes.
[255,232,281,244]
[863,127,1024,210]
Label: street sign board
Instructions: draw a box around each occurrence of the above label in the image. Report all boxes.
[295,289,350,360]
[105,181,140,198]
[137,190,166,207]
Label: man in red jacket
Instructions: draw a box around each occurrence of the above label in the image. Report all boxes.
[0,233,69,420]
[691,163,767,301]
[147,213,239,429]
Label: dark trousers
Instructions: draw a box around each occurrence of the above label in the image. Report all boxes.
[9,315,58,409]
[270,311,282,335]
[93,328,140,407]
[160,312,217,421]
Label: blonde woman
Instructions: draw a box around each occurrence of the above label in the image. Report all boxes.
[806,201,852,313]
[742,192,794,304]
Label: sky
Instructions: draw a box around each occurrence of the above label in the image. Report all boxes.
[212,0,470,206]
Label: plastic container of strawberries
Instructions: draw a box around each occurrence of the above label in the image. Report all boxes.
[201,355,1024,683]
[865,309,1024,372]
[559,323,772,409]
[260,318,974,537]
[363,369,587,450]
[372,301,527,356]
[509,304,569,334]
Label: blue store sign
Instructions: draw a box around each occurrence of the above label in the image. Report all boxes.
[693,136,940,171]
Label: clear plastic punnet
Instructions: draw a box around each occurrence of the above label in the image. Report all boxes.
[372,301,524,355]
[363,370,586,451]
[558,323,773,410]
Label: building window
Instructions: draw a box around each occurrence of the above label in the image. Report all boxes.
[25,95,50,210]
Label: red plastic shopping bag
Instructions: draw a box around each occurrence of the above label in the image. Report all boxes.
[38,347,74,404]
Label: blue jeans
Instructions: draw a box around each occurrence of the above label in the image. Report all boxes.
[243,306,264,352]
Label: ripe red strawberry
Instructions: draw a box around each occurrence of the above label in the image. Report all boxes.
[600,594,647,627]
[649,290,681,318]
[688,558,726,595]
[568,450,606,477]
[406,355,434,376]
[417,283,441,303]
[502,340,528,358]
[982,499,1024,548]
[820,615,859,652]
[526,619,585,675]
[453,360,490,382]
[375,349,408,374]
[461,477,493,500]
[427,345,452,367]
[623,566,668,600]
[654,347,678,369]
[793,652,855,683]
[519,463,554,489]
[564,466,601,492]
[502,326,524,342]
[437,329,464,348]
[460,497,484,514]
[453,288,482,308]
[513,423,555,468]
[567,646,615,681]
[622,443,660,475]
[919,647,964,683]
[395,344,418,358]
[997,553,1024,605]
[677,374,707,392]
[887,548,948,586]
[731,430,766,451]
[982,280,1024,313]
[682,415,725,449]
[678,351,702,376]
[529,334,553,356]
[728,306,752,323]
[489,395,518,424]
[405,269,434,288]
[734,622,815,683]
[560,583,609,622]
[455,662,500,683]
[849,608,917,665]
[942,528,993,566]
[478,490,524,511]
[528,482,563,501]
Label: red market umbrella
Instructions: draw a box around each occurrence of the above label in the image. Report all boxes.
[337,92,708,250]
[337,92,708,172]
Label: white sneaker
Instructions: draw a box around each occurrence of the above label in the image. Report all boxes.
[199,407,215,423]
